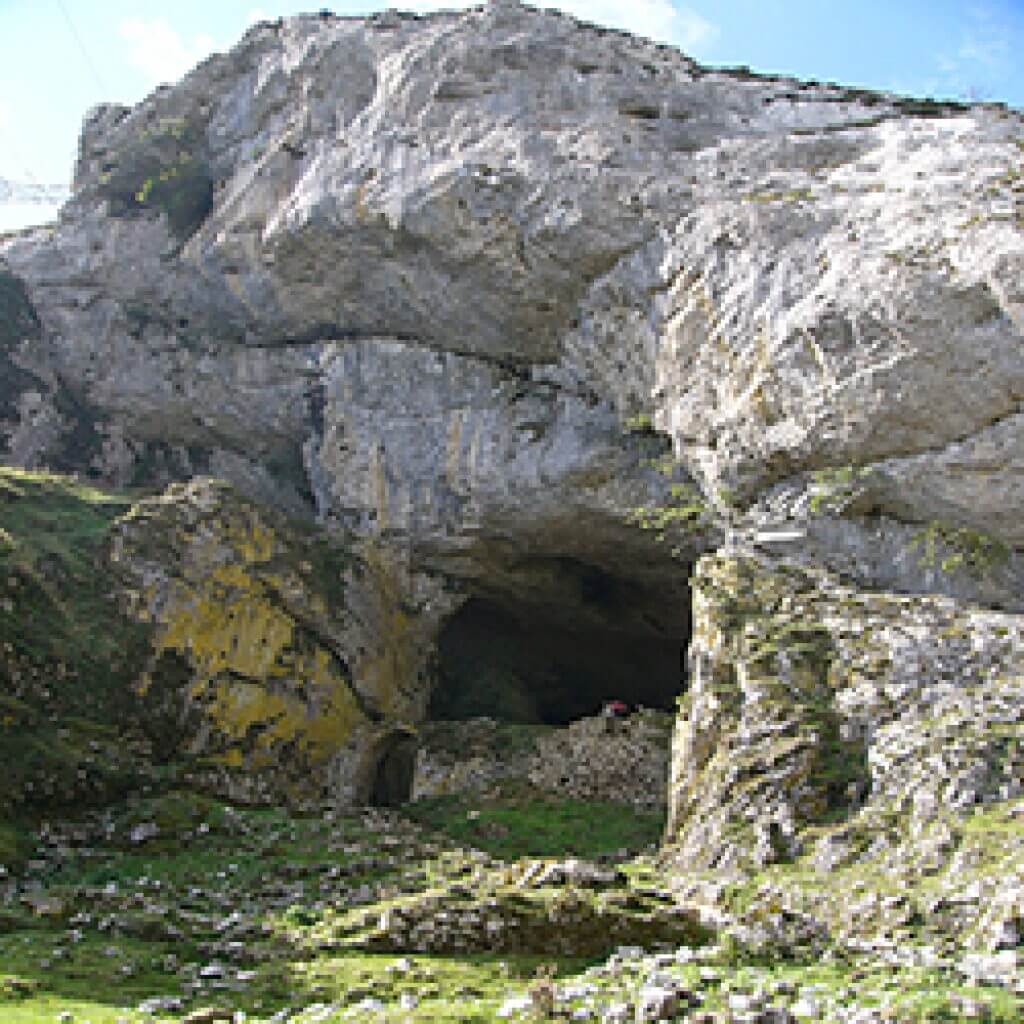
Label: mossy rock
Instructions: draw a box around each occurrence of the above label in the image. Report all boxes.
[0,975,40,1000]
[95,115,213,239]
[135,157,214,238]
[122,789,230,844]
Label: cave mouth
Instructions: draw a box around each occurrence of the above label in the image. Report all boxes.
[368,730,418,807]
[429,558,690,726]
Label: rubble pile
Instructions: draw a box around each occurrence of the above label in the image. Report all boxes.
[413,710,672,809]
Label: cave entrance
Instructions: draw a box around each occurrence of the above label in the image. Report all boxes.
[429,557,689,726]
[368,730,418,807]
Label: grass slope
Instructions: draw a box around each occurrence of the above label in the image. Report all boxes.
[0,468,154,858]
[0,786,1020,1023]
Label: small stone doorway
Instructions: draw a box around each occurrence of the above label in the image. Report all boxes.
[368,730,418,807]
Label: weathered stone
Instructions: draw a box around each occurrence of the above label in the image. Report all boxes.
[0,4,1022,971]
[0,0,1018,610]
[411,711,671,808]
[182,1009,235,1024]
[634,983,683,1021]
[108,476,453,805]
[665,553,1024,877]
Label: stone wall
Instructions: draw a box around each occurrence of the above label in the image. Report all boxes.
[412,709,673,809]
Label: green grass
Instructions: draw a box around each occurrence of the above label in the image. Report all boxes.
[0,466,139,690]
[1,787,1020,1023]
[0,793,612,1023]
[403,786,664,860]
[0,467,155,820]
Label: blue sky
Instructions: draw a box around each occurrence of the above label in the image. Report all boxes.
[1,0,1022,188]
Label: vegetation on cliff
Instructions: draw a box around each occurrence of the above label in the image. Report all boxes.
[0,468,154,837]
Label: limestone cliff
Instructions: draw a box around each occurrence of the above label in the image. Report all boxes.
[666,553,1024,954]
[0,1,1022,904]
[0,469,450,810]
[2,0,1021,603]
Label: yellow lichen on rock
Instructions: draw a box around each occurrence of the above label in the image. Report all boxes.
[113,480,371,799]
[205,653,361,770]
[354,541,425,722]
[155,539,363,770]
[159,564,295,680]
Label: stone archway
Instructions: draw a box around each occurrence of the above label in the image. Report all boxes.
[367,729,418,807]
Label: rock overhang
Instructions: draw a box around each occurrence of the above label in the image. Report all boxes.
[0,0,1022,831]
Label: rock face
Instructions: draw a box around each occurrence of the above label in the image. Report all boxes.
[3,0,1021,595]
[0,467,451,810]
[0,0,1022,859]
[110,477,453,805]
[666,554,1024,875]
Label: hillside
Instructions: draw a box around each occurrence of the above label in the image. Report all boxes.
[0,1,1022,1020]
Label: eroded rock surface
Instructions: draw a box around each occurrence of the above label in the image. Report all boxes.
[667,553,1024,873]
[110,477,453,804]
[0,0,1019,606]
[0,1,1022,946]
[665,552,1024,953]
[412,710,672,808]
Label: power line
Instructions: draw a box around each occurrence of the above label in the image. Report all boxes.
[55,0,106,95]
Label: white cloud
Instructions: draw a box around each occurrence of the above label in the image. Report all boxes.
[926,2,1013,101]
[553,0,717,51]
[119,17,216,86]
[0,99,8,132]
[673,5,719,52]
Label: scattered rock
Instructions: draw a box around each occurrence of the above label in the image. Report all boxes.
[183,1010,235,1024]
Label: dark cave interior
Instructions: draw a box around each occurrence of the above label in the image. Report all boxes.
[428,558,690,726]
[364,556,690,805]
[369,730,418,808]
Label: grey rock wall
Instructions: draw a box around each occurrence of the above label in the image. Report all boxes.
[0,1,1022,834]
[0,1,1019,608]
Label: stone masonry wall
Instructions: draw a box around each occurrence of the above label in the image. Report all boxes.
[412,710,673,809]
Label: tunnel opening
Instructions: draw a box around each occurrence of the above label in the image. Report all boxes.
[368,730,418,807]
[429,557,690,726]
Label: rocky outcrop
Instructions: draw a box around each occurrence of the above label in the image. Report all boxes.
[320,851,710,957]
[0,467,453,811]
[109,477,453,805]
[0,0,1022,896]
[667,553,1024,873]
[412,710,672,808]
[664,552,1024,951]
[1,0,1019,604]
